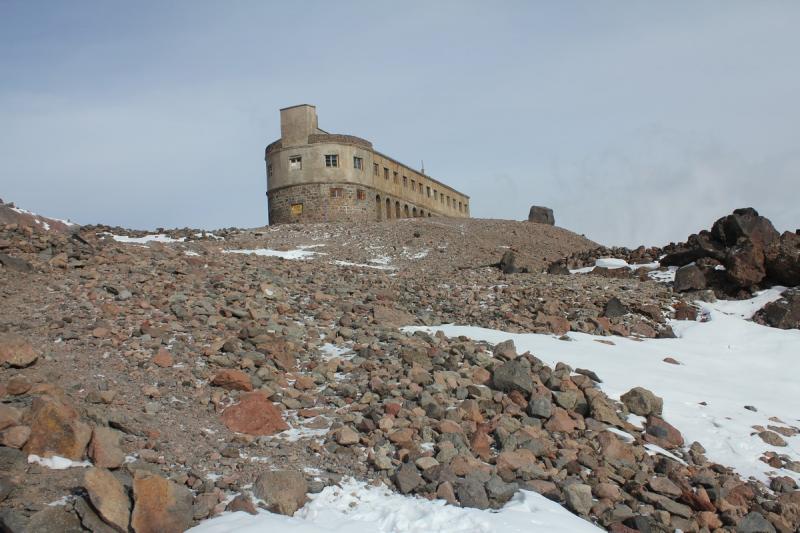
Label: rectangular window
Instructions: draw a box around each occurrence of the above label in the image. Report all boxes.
[330,187,343,198]
[373,163,379,176]
[267,164,273,177]
[403,176,408,188]
[459,202,463,212]
[384,167,389,179]
[426,186,431,197]
[356,189,366,201]
[289,156,302,170]
[393,171,398,184]
[434,190,438,200]
[411,180,416,191]
[325,154,339,167]
[290,203,303,216]
[353,156,363,170]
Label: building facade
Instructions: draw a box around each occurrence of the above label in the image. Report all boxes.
[265,105,470,224]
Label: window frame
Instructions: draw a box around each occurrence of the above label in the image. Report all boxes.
[325,154,339,168]
[289,155,302,170]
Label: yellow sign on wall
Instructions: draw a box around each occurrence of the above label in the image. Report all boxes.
[291,203,303,216]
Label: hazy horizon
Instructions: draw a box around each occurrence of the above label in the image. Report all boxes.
[2,1,798,247]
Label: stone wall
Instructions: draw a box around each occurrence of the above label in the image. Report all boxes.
[268,182,440,224]
[268,183,376,224]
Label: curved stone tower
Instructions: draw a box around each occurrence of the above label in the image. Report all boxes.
[265,105,470,224]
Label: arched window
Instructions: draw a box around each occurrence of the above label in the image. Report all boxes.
[386,198,392,219]
[376,195,382,221]
[395,201,401,219]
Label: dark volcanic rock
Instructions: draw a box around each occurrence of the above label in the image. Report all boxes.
[673,264,706,292]
[492,359,533,396]
[755,289,800,330]
[528,206,555,225]
[765,231,800,287]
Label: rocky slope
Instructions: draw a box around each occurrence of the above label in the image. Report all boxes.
[0,211,798,532]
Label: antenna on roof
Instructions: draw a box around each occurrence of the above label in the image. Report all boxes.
[421,160,425,174]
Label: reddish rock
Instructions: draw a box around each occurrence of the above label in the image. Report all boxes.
[131,473,193,533]
[597,430,637,466]
[497,448,538,473]
[89,426,125,469]
[23,395,92,460]
[644,416,684,449]
[470,426,492,460]
[151,348,173,368]
[253,469,308,515]
[0,404,21,430]
[0,334,39,368]
[544,407,576,432]
[0,425,30,448]
[384,402,402,416]
[211,369,253,391]
[84,467,130,532]
[372,306,415,327]
[534,313,570,335]
[226,494,257,515]
[6,375,32,395]
[220,392,288,436]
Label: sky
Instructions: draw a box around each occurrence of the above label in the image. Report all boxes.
[1,1,798,247]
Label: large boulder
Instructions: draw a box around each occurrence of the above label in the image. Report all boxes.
[220,392,288,436]
[23,396,92,460]
[131,473,193,533]
[527,206,555,225]
[84,468,130,532]
[492,359,534,396]
[765,231,800,287]
[253,470,308,516]
[0,334,39,368]
[710,207,779,249]
[660,208,788,295]
[673,264,706,292]
[755,289,800,330]
[621,387,663,416]
[725,239,767,288]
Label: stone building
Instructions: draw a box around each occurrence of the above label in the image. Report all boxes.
[265,105,470,224]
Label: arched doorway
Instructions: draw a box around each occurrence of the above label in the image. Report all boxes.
[419,210,424,217]
[386,198,391,219]
[376,195,382,221]
[404,205,409,218]
[395,201,401,219]
[412,207,417,217]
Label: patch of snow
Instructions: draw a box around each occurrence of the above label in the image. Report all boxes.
[404,288,800,484]
[188,478,600,533]
[647,266,678,283]
[185,250,201,256]
[644,444,688,465]
[105,233,186,244]
[707,286,786,319]
[571,258,660,275]
[194,232,224,240]
[319,343,355,361]
[331,260,395,271]
[224,248,322,260]
[604,427,635,443]
[48,495,74,506]
[28,454,91,470]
